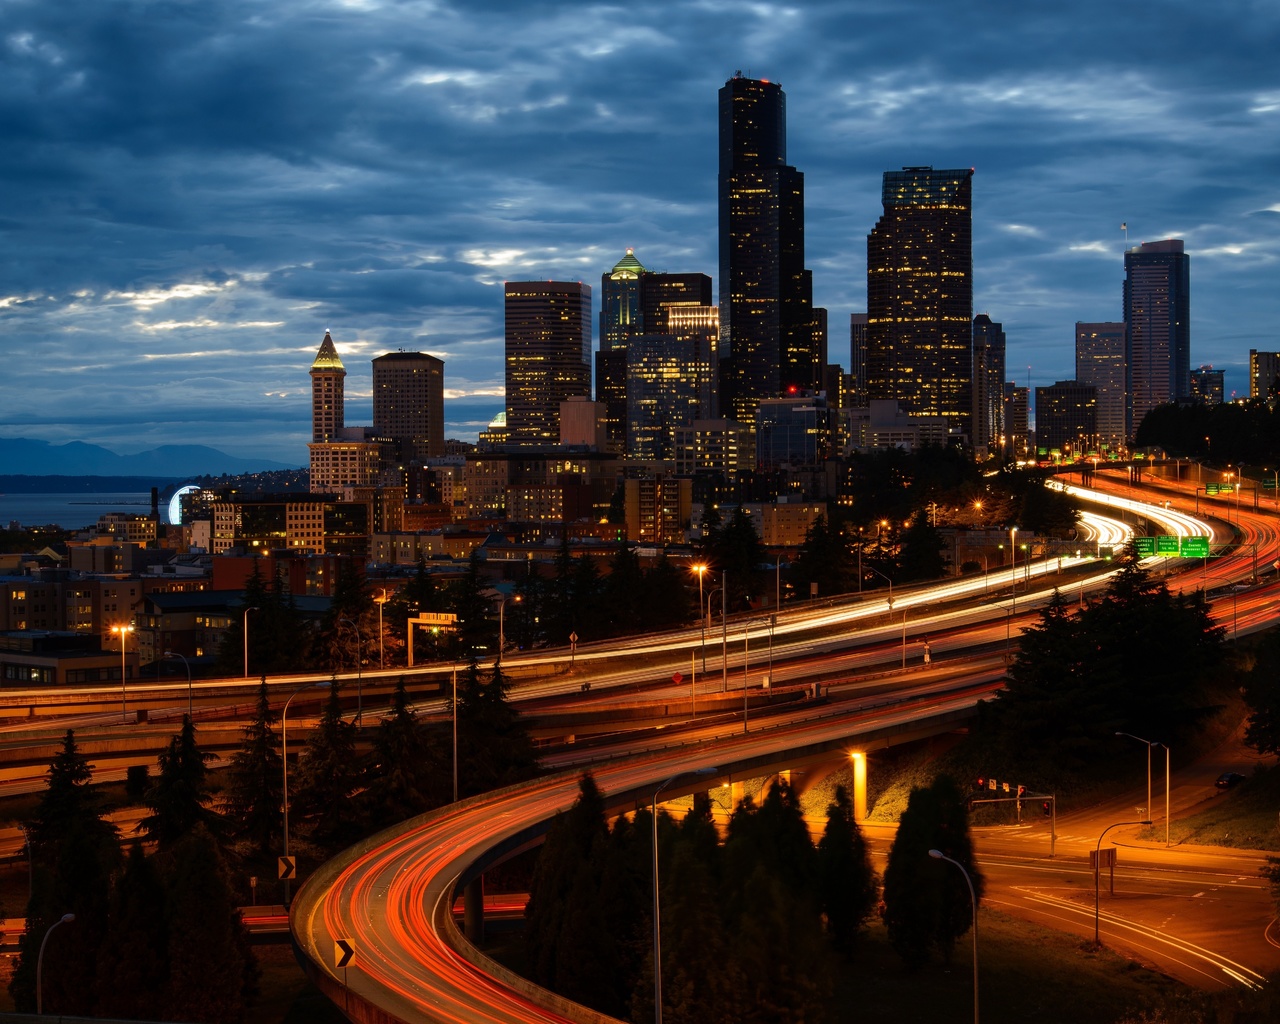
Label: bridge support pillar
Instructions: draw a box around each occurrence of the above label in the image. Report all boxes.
[850,752,867,822]
[463,876,484,944]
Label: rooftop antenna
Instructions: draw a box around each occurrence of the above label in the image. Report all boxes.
[1121,222,1129,246]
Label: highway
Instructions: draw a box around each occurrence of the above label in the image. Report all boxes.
[288,477,1280,1022]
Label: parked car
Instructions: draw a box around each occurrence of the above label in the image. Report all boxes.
[1215,771,1246,790]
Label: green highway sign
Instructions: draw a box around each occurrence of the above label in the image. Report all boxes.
[1205,484,1219,495]
[1181,536,1210,558]
[1156,536,1180,555]
[1133,537,1156,556]
[1265,479,1278,489]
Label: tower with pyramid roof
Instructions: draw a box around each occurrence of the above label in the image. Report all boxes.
[310,331,346,443]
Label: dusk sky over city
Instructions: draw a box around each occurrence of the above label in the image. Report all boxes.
[1,0,1277,466]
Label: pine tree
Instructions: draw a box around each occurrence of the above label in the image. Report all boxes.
[96,842,170,1021]
[817,786,876,954]
[291,677,361,848]
[162,824,259,1023]
[359,676,440,830]
[139,716,222,849]
[224,678,284,857]
[457,661,537,797]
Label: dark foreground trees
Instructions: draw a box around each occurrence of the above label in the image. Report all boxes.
[526,775,876,1023]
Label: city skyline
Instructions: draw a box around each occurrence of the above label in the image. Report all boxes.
[1,1,1277,464]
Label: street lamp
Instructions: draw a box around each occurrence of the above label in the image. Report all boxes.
[1116,732,1170,847]
[165,650,192,719]
[338,617,363,724]
[111,624,133,722]
[1094,819,1151,945]
[652,767,717,1024]
[864,565,893,607]
[742,618,774,734]
[493,593,522,667]
[37,912,75,1015]
[691,564,709,672]
[281,681,326,905]
[243,605,259,679]
[375,588,389,669]
[928,851,977,1024]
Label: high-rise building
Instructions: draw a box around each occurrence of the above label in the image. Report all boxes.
[718,72,817,425]
[597,250,647,452]
[1035,380,1097,456]
[1249,350,1280,400]
[1124,239,1190,439]
[1003,383,1029,460]
[372,351,445,465]
[849,313,868,408]
[626,333,705,460]
[755,393,832,470]
[1075,322,1127,452]
[866,167,974,441]
[641,273,713,332]
[505,281,592,447]
[310,331,345,442]
[1189,365,1224,406]
[971,314,1006,459]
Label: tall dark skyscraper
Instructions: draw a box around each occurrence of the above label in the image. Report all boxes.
[718,72,817,425]
[372,351,445,463]
[597,249,647,452]
[505,281,592,446]
[866,166,974,441]
[1124,239,1190,440]
[971,314,1005,458]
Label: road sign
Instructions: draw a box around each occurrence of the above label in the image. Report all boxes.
[1181,536,1210,558]
[1156,535,1180,555]
[1133,537,1156,557]
[1206,483,1220,495]
[334,938,355,969]
[672,672,683,685]
[569,632,578,644]
[1265,479,1278,489]
[1089,848,1116,869]
[277,856,296,880]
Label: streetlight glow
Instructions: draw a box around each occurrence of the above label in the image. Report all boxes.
[111,624,133,722]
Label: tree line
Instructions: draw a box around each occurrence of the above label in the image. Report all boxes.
[524,772,980,1023]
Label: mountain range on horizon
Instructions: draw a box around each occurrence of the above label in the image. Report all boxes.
[0,437,300,479]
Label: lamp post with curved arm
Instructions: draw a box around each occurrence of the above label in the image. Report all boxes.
[338,617,362,724]
[1116,732,1170,847]
[37,912,75,1015]
[165,650,192,719]
[652,767,717,1024]
[1095,819,1151,945]
[929,851,977,1024]
[690,564,708,672]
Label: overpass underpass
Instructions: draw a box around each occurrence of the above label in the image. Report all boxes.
[291,683,995,1024]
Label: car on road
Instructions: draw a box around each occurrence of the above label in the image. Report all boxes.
[1215,771,1246,790]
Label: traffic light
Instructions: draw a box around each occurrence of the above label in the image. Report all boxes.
[1017,785,1026,799]
[1042,801,1052,817]
[974,777,985,791]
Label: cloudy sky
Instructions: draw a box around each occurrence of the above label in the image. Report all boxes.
[2,0,1277,466]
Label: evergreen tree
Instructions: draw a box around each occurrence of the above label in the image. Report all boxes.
[882,775,983,969]
[224,678,283,857]
[139,716,222,849]
[321,559,374,671]
[447,550,495,660]
[790,514,852,600]
[1245,626,1280,756]
[359,676,440,830]
[291,677,361,847]
[640,553,695,632]
[897,515,948,582]
[96,842,170,1022]
[9,731,120,1015]
[457,661,538,797]
[713,506,767,609]
[817,786,876,954]
[162,824,259,1023]
[569,553,605,640]
[602,543,644,637]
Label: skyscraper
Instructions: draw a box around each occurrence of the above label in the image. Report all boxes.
[1124,239,1190,439]
[310,331,345,442]
[1250,349,1280,400]
[866,166,974,441]
[1035,380,1097,456]
[597,249,646,453]
[849,313,868,407]
[505,281,592,446]
[971,314,1006,458]
[1075,322,1126,451]
[372,351,445,464]
[718,72,816,425]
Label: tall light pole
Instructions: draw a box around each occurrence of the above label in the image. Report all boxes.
[494,593,522,667]
[865,565,893,608]
[742,619,772,734]
[1116,732,1170,847]
[452,663,459,802]
[721,571,728,693]
[691,564,708,672]
[282,681,326,905]
[652,767,716,1024]
[243,605,259,678]
[111,624,133,722]
[37,912,75,1015]
[339,617,362,724]
[929,851,977,1024]
[165,650,192,718]
[375,588,389,669]
[1094,819,1151,945]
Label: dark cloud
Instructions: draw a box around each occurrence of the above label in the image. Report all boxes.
[2,0,1278,461]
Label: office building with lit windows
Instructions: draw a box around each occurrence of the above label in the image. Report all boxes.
[1075,322,1127,452]
[718,72,819,425]
[505,281,592,447]
[1189,365,1224,406]
[866,167,974,441]
[372,351,445,464]
[1124,239,1190,439]
[971,314,1005,459]
[1035,380,1097,456]
[1250,350,1280,400]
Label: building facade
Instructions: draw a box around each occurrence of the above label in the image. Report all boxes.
[1125,239,1190,439]
[310,331,345,443]
[971,314,1006,459]
[866,167,974,441]
[1034,380,1097,456]
[849,313,868,408]
[372,351,446,465]
[1250,350,1280,400]
[505,281,592,446]
[1075,322,1127,452]
[1189,365,1224,406]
